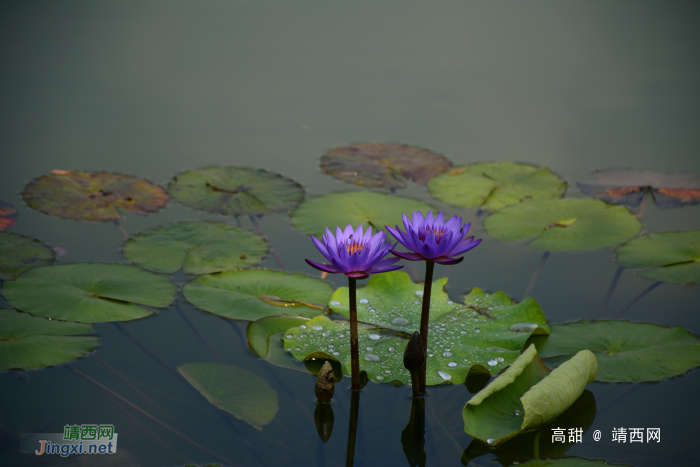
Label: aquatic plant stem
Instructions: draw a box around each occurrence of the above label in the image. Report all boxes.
[174,300,222,362]
[345,390,360,467]
[614,281,663,319]
[112,219,129,240]
[523,251,550,299]
[249,215,286,270]
[636,191,649,219]
[419,260,435,393]
[597,266,625,319]
[349,277,360,390]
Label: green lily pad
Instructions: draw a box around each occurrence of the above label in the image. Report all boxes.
[168,167,304,216]
[284,272,549,386]
[0,232,55,281]
[463,345,597,446]
[320,143,452,189]
[615,230,700,285]
[427,162,566,211]
[290,192,433,239]
[22,170,169,221]
[0,309,98,370]
[123,221,269,275]
[528,320,700,382]
[247,315,311,359]
[2,263,177,323]
[183,269,333,321]
[518,459,633,467]
[178,362,278,430]
[484,199,641,251]
[0,200,18,231]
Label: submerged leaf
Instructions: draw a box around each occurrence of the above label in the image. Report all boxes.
[22,170,169,221]
[528,320,700,382]
[178,362,278,430]
[0,232,55,281]
[123,221,269,275]
[168,167,304,216]
[2,263,177,323]
[428,162,566,211]
[485,198,641,251]
[290,192,433,239]
[0,201,18,231]
[615,230,700,285]
[320,143,452,189]
[247,315,311,359]
[0,309,98,371]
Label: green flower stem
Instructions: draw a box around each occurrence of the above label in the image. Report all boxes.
[419,260,435,393]
[349,277,360,390]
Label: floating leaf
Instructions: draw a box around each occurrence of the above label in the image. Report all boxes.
[2,263,177,323]
[516,459,633,467]
[183,269,333,321]
[0,309,98,370]
[178,362,278,430]
[320,143,452,189]
[485,199,641,251]
[528,320,700,382]
[0,232,55,281]
[22,170,169,221]
[463,345,596,446]
[577,167,700,208]
[284,272,549,386]
[247,315,311,359]
[427,162,566,211]
[123,221,269,275]
[290,192,433,239]
[615,230,700,285]
[168,167,304,216]
[0,201,18,231]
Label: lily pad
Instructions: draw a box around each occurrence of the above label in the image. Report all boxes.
[527,320,700,382]
[463,345,597,446]
[615,230,700,286]
[168,167,304,216]
[283,272,549,386]
[484,199,641,251]
[0,232,55,281]
[2,263,177,323]
[123,221,269,275]
[427,162,566,211]
[290,192,433,239]
[0,308,98,371]
[178,362,278,430]
[517,459,633,467]
[247,315,311,359]
[183,269,333,321]
[578,168,700,209]
[320,143,452,189]
[22,170,169,221]
[0,201,18,231]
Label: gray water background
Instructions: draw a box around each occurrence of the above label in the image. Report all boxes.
[1,1,699,466]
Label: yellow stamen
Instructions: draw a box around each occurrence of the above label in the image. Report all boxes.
[345,241,366,255]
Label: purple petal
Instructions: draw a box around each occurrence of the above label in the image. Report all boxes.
[324,227,337,253]
[386,225,413,250]
[363,225,373,243]
[450,238,482,256]
[412,211,425,226]
[422,229,439,259]
[336,226,345,243]
[370,256,401,268]
[462,222,472,235]
[402,213,414,232]
[354,224,364,240]
[435,211,445,226]
[343,224,355,239]
[367,263,404,274]
[305,259,341,273]
[310,235,332,262]
[433,256,464,265]
[445,215,461,231]
[345,271,370,279]
[434,230,454,257]
[389,249,426,261]
[426,210,435,225]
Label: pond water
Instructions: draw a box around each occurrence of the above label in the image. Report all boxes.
[1,1,700,466]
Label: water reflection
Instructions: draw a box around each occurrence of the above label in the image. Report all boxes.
[401,398,427,467]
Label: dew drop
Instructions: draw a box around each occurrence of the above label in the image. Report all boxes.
[295,347,301,351]
[486,347,509,352]
[460,330,466,334]
[359,298,369,304]
[510,323,538,332]
[388,347,395,352]
[391,317,410,325]
[376,375,384,381]
[369,334,381,340]
[488,307,494,310]
[414,300,420,305]
[514,409,522,416]
[443,351,453,357]
[313,325,323,331]
[300,334,307,338]
[487,438,496,445]
[328,344,334,349]
[447,300,453,305]
[487,359,497,366]
[333,351,340,356]
[366,346,373,351]
[497,357,504,362]
[415,290,424,297]
[428,353,434,357]
[447,362,457,368]
[364,354,381,362]
[299,324,307,329]
[437,371,452,381]
[330,301,341,306]
[474,328,480,333]
[385,370,391,374]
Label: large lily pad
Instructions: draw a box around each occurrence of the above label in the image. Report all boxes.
[183,269,333,321]
[320,143,452,189]
[2,263,177,323]
[168,167,304,216]
[178,362,278,430]
[577,168,700,209]
[463,345,597,446]
[290,192,433,239]
[123,221,269,275]
[0,201,18,231]
[0,232,55,281]
[283,272,549,386]
[615,230,700,285]
[22,170,169,221]
[427,162,566,211]
[527,320,700,382]
[0,309,98,371]
[247,315,311,359]
[484,199,641,251]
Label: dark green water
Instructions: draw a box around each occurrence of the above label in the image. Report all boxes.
[1,1,699,466]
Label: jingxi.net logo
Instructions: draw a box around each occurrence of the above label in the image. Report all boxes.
[21,424,118,457]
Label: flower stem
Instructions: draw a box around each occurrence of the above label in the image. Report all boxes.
[349,277,360,390]
[523,251,550,299]
[614,281,663,319]
[597,266,625,319]
[419,260,435,393]
[345,390,360,467]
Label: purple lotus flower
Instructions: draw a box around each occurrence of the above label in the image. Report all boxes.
[306,224,403,280]
[386,210,481,265]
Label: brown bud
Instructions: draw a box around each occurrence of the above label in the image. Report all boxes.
[403,331,425,372]
[315,361,335,401]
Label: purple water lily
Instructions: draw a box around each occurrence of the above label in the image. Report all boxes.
[386,210,481,265]
[306,224,402,280]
